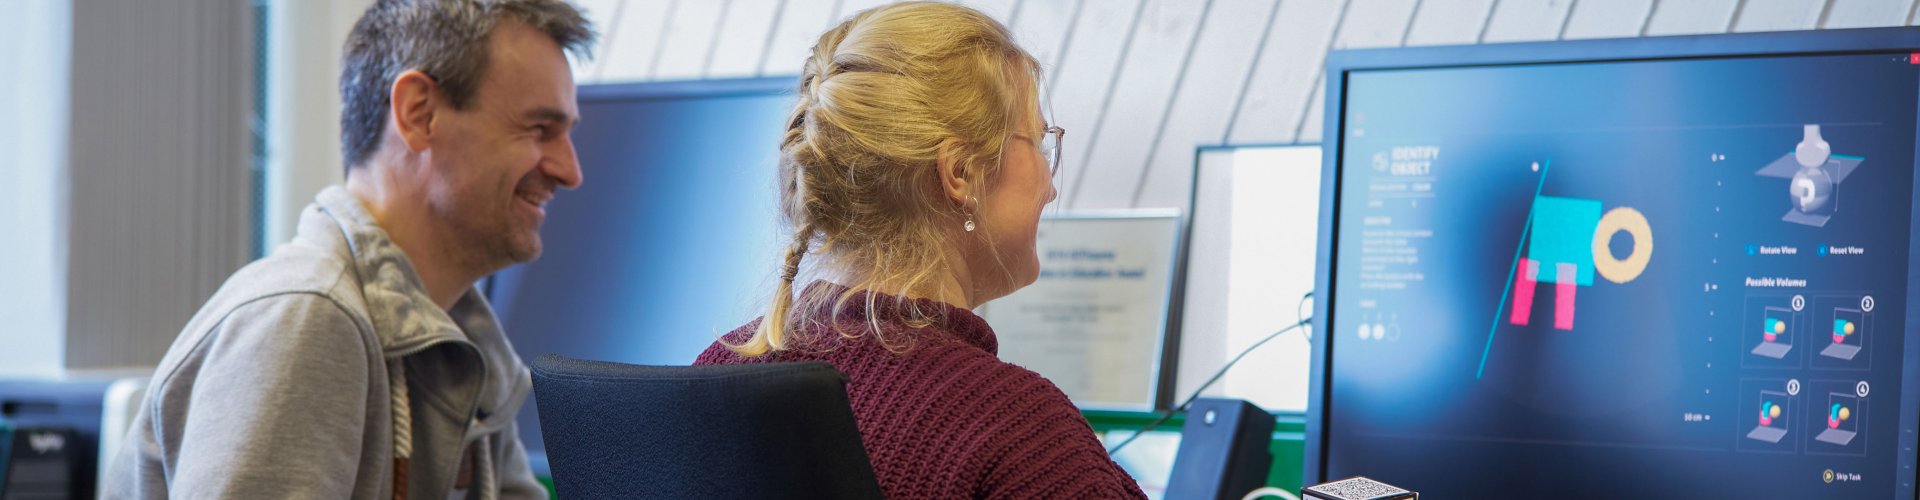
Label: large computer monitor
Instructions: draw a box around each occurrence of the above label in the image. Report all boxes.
[487,77,793,464]
[1308,28,1920,498]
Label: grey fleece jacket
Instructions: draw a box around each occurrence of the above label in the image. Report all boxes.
[103,186,544,499]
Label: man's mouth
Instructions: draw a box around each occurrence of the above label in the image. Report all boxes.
[516,190,552,211]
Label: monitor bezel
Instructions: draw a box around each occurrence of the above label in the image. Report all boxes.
[1307,26,1920,495]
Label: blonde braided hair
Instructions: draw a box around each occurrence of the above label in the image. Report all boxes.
[727,1,1042,356]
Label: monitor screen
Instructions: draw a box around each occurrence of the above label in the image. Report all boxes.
[1313,30,1920,498]
[487,78,792,463]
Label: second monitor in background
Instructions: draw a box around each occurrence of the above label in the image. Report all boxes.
[1179,145,1323,413]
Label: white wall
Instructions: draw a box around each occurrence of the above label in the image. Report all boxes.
[264,0,373,248]
[0,0,72,377]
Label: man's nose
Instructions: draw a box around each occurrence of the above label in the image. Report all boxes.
[546,137,583,189]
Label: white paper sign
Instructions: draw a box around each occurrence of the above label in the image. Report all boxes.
[979,212,1181,409]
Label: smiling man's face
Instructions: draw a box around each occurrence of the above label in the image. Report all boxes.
[424,19,582,265]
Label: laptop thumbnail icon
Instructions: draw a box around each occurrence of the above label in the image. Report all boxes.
[1752,306,1794,359]
[1820,308,1865,361]
[1815,393,1860,447]
[1746,390,1790,444]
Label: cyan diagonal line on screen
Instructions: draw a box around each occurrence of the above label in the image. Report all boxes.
[1477,159,1551,380]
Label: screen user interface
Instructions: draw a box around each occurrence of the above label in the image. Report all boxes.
[1329,52,1920,498]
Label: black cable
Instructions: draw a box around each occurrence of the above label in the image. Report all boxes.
[1297,291,1314,343]
[1105,319,1307,454]
[1106,292,1315,455]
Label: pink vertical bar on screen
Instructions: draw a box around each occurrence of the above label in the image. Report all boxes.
[1555,262,1577,330]
[1511,259,1539,326]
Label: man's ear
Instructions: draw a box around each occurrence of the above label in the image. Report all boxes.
[389,70,439,153]
[935,138,973,206]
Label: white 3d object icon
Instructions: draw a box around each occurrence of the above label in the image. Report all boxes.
[1793,177,1820,208]
[1796,124,1831,168]
[1791,125,1835,213]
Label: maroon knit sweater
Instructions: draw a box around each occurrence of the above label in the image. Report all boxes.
[695,284,1148,499]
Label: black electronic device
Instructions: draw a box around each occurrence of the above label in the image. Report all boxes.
[1,427,81,500]
[1165,398,1274,500]
[0,419,8,487]
[0,380,112,500]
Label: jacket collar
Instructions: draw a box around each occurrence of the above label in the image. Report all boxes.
[300,186,529,434]
[303,186,470,355]
[291,186,532,497]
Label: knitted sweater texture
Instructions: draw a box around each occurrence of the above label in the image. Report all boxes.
[695,284,1148,499]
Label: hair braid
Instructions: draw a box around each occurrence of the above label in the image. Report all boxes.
[724,1,1042,357]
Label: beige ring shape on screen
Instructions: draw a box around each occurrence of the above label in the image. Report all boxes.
[1592,207,1651,284]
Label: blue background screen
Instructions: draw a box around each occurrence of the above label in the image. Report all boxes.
[1329,53,1920,498]
[487,81,792,461]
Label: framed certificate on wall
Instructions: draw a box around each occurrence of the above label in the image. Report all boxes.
[978,211,1182,409]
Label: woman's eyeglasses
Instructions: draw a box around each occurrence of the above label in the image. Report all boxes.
[1023,125,1065,177]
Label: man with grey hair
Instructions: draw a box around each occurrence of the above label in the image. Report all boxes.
[104,1,594,498]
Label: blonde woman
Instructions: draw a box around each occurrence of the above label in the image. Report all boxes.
[694,2,1147,498]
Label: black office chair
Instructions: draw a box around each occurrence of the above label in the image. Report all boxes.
[529,355,883,499]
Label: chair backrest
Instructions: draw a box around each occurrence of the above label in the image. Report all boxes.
[530,355,883,499]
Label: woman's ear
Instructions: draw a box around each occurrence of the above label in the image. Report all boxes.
[935,138,973,206]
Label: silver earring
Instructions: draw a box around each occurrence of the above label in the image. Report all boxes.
[964,196,978,232]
